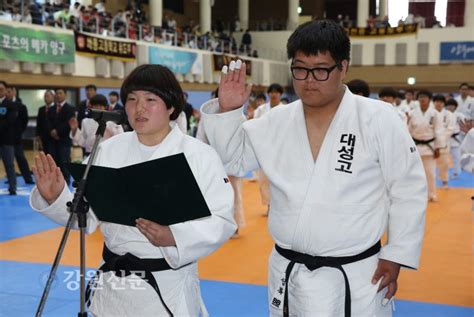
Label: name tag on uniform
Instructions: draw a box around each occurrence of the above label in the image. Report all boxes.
[270,273,287,310]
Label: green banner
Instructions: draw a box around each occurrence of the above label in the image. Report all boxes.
[0,24,75,64]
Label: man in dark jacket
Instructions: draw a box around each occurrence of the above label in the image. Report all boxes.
[36,90,55,155]
[0,81,18,195]
[7,86,34,184]
[77,84,97,128]
[48,88,75,185]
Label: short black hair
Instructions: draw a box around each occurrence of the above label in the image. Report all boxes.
[432,94,446,103]
[89,94,109,107]
[379,87,398,99]
[459,82,469,89]
[120,64,184,120]
[446,98,458,107]
[55,88,66,94]
[417,89,432,99]
[287,19,350,67]
[347,79,370,97]
[267,83,283,94]
[256,93,266,101]
[109,91,119,98]
[0,80,8,88]
[85,84,97,91]
[405,89,415,95]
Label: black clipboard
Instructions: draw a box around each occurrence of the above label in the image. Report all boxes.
[68,153,211,227]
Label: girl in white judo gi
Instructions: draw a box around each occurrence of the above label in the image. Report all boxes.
[200,20,427,317]
[30,64,237,316]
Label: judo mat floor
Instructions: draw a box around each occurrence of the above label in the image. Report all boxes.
[0,167,473,316]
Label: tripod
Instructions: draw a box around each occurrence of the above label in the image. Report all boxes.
[36,120,107,317]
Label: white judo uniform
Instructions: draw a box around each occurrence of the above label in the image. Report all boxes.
[253,102,284,207]
[196,120,245,228]
[435,109,455,183]
[449,111,467,177]
[30,126,237,316]
[70,118,124,154]
[455,95,473,120]
[408,107,444,200]
[201,88,427,316]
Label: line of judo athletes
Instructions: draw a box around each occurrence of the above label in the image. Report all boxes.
[24,20,472,317]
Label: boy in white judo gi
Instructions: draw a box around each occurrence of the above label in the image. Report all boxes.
[69,94,124,156]
[200,20,427,317]
[446,98,467,178]
[30,64,237,316]
[432,95,455,188]
[408,90,444,202]
[254,83,285,216]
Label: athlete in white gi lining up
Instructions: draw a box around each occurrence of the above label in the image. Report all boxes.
[408,90,444,202]
[30,64,237,316]
[432,95,455,188]
[254,83,285,216]
[200,20,427,317]
[446,98,467,178]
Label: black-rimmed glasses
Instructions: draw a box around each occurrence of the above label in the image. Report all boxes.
[290,64,340,81]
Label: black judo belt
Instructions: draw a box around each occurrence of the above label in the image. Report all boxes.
[451,133,461,145]
[86,244,174,316]
[275,241,381,317]
[413,137,435,153]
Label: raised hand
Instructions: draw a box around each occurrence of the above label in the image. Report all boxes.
[371,259,401,306]
[32,152,65,205]
[218,59,253,112]
[135,218,176,247]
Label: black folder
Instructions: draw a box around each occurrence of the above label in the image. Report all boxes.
[68,153,211,227]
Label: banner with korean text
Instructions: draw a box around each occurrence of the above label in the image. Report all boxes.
[440,42,474,63]
[0,24,75,64]
[345,23,419,37]
[75,32,136,61]
[149,46,199,74]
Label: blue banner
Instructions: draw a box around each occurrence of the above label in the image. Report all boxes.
[148,47,198,74]
[440,42,474,63]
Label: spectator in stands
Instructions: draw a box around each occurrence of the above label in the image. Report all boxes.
[232,15,241,32]
[168,14,177,31]
[11,7,21,22]
[94,0,106,14]
[414,14,426,28]
[6,87,34,184]
[241,29,252,54]
[56,3,71,27]
[70,2,81,18]
[29,3,43,25]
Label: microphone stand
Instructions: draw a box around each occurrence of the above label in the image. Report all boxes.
[36,120,107,317]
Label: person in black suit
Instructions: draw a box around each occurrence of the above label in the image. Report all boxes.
[0,81,18,195]
[36,90,55,155]
[48,88,75,185]
[108,91,124,111]
[7,86,34,184]
[77,84,97,128]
